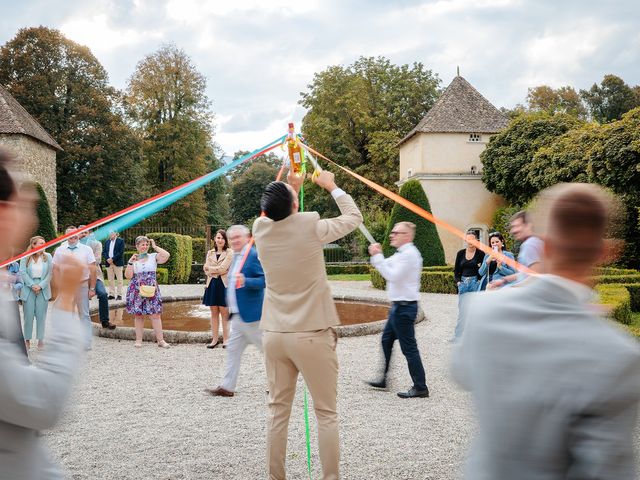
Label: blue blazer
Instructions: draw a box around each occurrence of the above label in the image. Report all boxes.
[477,251,516,291]
[103,237,125,267]
[19,253,53,301]
[234,247,265,323]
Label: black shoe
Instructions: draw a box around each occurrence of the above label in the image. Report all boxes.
[116,295,122,300]
[108,295,115,300]
[102,322,117,330]
[397,387,429,399]
[366,379,387,389]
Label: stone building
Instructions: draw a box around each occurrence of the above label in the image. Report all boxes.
[398,75,509,264]
[0,84,60,226]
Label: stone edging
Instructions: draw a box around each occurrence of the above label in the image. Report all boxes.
[91,295,426,343]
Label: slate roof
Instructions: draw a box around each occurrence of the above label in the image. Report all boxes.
[399,76,508,145]
[0,84,61,151]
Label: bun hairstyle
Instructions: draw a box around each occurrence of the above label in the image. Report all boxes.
[261,181,294,221]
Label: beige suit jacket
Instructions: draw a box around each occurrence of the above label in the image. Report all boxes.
[204,248,233,287]
[253,193,362,332]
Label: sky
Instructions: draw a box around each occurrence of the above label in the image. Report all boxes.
[1,0,639,157]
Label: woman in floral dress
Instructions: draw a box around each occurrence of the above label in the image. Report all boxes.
[125,236,171,348]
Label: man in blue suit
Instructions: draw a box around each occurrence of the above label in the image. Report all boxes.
[103,230,125,300]
[206,224,265,397]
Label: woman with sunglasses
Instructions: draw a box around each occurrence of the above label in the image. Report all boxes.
[477,231,516,291]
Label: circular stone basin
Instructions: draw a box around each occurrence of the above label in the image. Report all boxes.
[92,300,390,332]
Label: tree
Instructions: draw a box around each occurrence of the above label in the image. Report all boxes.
[126,44,213,228]
[580,74,640,123]
[229,162,278,224]
[480,112,583,205]
[0,27,146,226]
[382,180,445,266]
[300,56,440,212]
[204,145,231,229]
[527,85,586,118]
[34,183,56,240]
[229,151,283,182]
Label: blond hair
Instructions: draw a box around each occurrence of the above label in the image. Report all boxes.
[26,235,46,265]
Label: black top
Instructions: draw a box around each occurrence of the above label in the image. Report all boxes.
[454,248,485,283]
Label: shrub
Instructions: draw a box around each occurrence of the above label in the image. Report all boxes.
[382,180,445,266]
[192,237,207,263]
[371,269,456,294]
[156,268,169,285]
[594,267,638,276]
[323,244,351,262]
[596,284,632,325]
[34,183,56,241]
[423,266,453,272]
[190,263,206,284]
[147,233,184,283]
[622,284,640,312]
[593,274,640,285]
[325,264,370,275]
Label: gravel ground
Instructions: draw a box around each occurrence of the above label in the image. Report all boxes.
[33,281,639,479]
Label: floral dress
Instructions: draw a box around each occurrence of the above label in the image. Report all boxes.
[126,253,162,315]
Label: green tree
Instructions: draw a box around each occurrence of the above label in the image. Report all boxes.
[34,183,56,240]
[527,85,586,118]
[300,56,440,212]
[382,180,445,266]
[204,145,231,229]
[481,112,583,205]
[0,26,146,226]
[126,44,212,228]
[580,74,640,123]
[229,162,278,224]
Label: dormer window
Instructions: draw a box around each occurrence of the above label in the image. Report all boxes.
[469,133,482,142]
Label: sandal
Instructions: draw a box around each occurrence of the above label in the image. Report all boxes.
[206,342,219,349]
[157,341,171,349]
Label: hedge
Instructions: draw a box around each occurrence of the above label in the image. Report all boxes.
[192,237,206,263]
[190,263,206,284]
[34,183,56,241]
[423,266,453,272]
[326,264,370,275]
[147,233,192,284]
[596,284,632,325]
[593,274,640,285]
[594,267,639,276]
[323,245,351,262]
[621,284,640,312]
[371,269,456,294]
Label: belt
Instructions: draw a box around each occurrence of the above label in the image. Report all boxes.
[392,300,418,305]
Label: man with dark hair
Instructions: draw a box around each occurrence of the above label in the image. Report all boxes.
[452,183,640,479]
[253,169,362,480]
[0,148,87,479]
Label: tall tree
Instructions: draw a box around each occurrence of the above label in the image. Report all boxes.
[580,74,640,123]
[126,44,213,228]
[300,56,440,212]
[229,162,278,224]
[204,144,231,229]
[0,26,145,226]
[527,85,586,118]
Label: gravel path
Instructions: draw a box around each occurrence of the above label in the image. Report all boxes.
[35,281,638,479]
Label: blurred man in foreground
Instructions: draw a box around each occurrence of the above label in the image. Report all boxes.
[0,149,87,479]
[452,183,640,480]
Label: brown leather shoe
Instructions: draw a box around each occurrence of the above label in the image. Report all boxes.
[205,386,234,397]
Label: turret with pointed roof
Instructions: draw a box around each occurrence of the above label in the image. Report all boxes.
[399,75,508,145]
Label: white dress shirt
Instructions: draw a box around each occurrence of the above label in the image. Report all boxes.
[370,242,422,301]
[226,247,247,315]
[30,257,44,278]
[108,239,116,259]
[53,242,96,281]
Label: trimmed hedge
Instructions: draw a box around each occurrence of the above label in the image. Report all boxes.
[594,267,639,276]
[192,237,206,264]
[326,264,370,275]
[371,269,456,294]
[34,183,56,241]
[596,284,632,325]
[593,274,640,285]
[190,263,206,284]
[621,284,640,312]
[423,266,453,272]
[147,233,193,284]
[323,245,351,262]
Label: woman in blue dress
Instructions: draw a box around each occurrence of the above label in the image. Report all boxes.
[477,231,516,291]
[202,229,232,348]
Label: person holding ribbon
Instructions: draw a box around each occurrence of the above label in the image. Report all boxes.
[125,236,170,348]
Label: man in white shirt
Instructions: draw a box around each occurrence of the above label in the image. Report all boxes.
[53,226,97,349]
[367,221,429,399]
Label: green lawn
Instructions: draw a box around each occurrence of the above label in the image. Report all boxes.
[327,274,371,281]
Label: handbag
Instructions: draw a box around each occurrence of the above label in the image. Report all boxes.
[139,284,156,298]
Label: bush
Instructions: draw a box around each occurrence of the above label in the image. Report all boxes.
[423,266,454,272]
[382,180,445,266]
[325,264,370,275]
[490,205,520,254]
[34,183,56,241]
[596,284,632,325]
[371,269,456,294]
[323,244,351,262]
[156,268,169,285]
[190,263,206,284]
[192,237,207,264]
[622,284,640,312]
[146,233,193,284]
[593,274,640,285]
[593,267,638,276]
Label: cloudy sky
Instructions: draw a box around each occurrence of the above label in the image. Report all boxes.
[1,0,638,156]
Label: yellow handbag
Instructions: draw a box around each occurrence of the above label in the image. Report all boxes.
[139,285,156,298]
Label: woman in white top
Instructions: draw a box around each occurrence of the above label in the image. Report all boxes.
[19,235,53,349]
[125,236,171,348]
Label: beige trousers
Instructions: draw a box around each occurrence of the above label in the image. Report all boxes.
[264,328,339,480]
[106,264,124,296]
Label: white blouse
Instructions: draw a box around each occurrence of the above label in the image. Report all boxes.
[133,253,158,274]
[30,257,44,278]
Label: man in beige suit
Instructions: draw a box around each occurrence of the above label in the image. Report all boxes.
[253,170,362,480]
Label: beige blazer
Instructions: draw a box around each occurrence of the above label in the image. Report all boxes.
[253,194,362,332]
[204,248,233,287]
